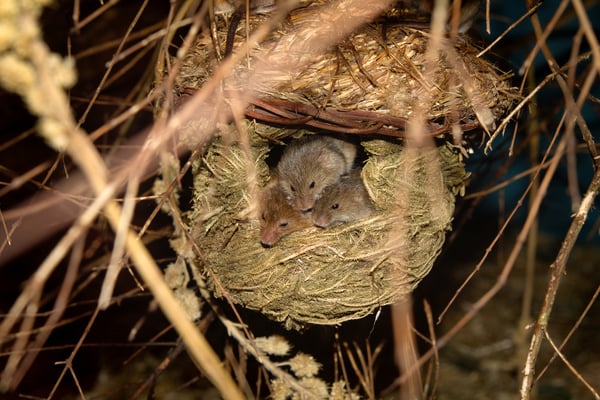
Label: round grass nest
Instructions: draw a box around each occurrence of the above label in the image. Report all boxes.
[175,1,517,141]
[163,1,516,329]
[183,125,467,330]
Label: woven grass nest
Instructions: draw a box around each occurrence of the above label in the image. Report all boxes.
[165,1,516,329]
[175,0,516,140]
[185,128,467,329]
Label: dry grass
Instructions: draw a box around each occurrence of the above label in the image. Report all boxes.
[0,0,599,399]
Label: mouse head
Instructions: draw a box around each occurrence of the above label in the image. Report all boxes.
[311,173,373,228]
[259,181,312,247]
[278,148,347,212]
[311,181,346,228]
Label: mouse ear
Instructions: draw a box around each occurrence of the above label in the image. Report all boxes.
[316,151,341,171]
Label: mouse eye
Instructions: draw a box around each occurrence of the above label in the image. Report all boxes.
[309,181,315,189]
[279,221,289,228]
[261,212,266,221]
[290,185,295,192]
[331,203,339,210]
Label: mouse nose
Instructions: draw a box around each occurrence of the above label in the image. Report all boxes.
[313,215,328,228]
[298,196,315,213]
[260,228,278,247]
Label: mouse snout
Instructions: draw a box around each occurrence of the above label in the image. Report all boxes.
[297,196,315,213]
[259,226,279,247]
[312,214,330,228]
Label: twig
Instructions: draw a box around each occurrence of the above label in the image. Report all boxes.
[0,182,118,373]
[537,282,600,380]
[526,2,599,164]
[335,336,353,396]
[463,159,552,199]
[224,343,255,399]
[476,3,541,58]
[571,0,600,78]
[342,342,373,399]
[518,0,569,76]
[129,313,215,400]
[98,175,140,309]
[422,301,439,400]
[519,168,600,399]
[543,330,600,399]
[71,0,119,33]
[220,318,321,399]
[565,28,585,211]
[440,109,567,323]
[385,119,569,394]
[391,296,423,400]
[5,231,85,390]
[76,0,150,126]
[0,4,245,398]
[0,161,52,198]
[46,307,101,399]
[516,67,540,372]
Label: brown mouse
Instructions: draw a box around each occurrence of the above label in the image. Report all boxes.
[259,178,313,247]
[276,136,357,212]
[311,168,374,228]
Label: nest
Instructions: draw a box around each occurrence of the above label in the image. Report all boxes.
[185,126,467,329]
[175,1,517,141]
[163,1,517,329]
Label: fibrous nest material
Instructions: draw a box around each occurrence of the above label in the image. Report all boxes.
[163,1,516,329]
[175,0,517,140]
[179,125,467,330]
